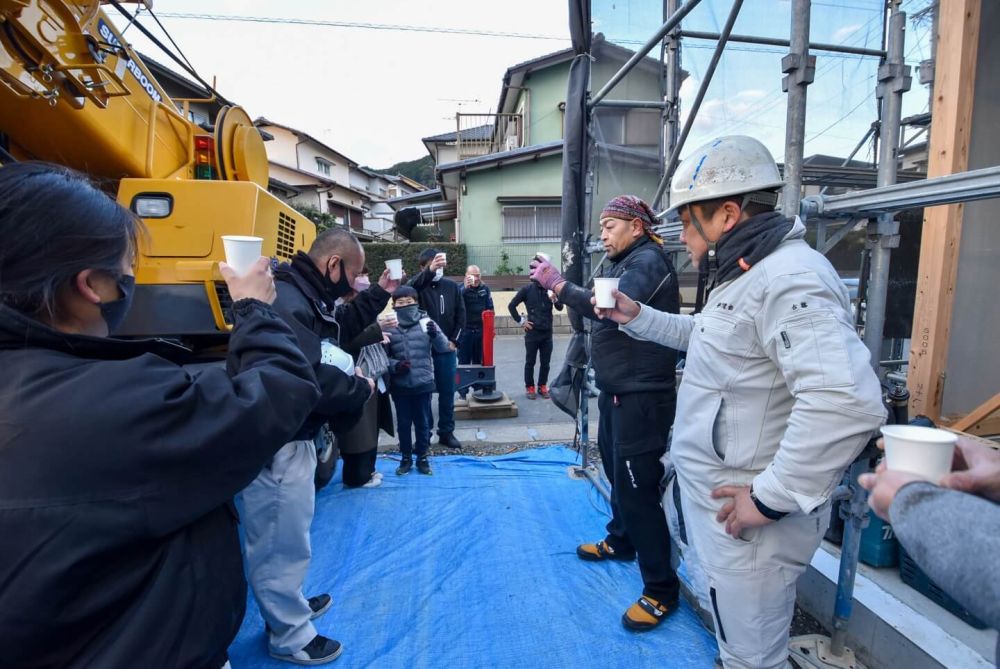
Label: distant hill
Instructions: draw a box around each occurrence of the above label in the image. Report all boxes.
[370,155,435,188]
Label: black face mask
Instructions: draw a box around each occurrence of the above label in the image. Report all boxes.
[100,274,135,334]
[324,258,354,301]
[395,304,421,328]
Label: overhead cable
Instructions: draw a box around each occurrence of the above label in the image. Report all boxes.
[155,12,570,42]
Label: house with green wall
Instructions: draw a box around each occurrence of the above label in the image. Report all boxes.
[419,35,665,274]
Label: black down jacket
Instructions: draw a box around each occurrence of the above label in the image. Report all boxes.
[0,300,319,669]
[559,236,680,394]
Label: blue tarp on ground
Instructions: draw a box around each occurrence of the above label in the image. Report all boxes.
[230,446,717,668]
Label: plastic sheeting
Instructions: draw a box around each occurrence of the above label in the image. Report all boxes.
[229,446,717,668]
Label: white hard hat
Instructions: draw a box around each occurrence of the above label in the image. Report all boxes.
[663,135,784,216]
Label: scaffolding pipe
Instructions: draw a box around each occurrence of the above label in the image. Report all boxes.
[592,99,668,109]
[663,0,683,194]
[864,1,910,370]
[589,0,703,109]
[801,164,1000,218]
[678,30,885,58]
[830,2,909,658]
[781,0,814,217]
[652,0,744,209]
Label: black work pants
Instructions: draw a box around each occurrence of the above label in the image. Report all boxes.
[597,390,679,604]
[342,448,378,487]
[523,330,553,387]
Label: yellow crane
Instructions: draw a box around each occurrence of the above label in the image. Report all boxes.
[0,0,316,347]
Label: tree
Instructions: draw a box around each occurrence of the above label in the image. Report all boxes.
[292,202,339,233]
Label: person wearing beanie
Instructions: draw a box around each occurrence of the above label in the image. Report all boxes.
[408,248,465,449]
[529,195,682,632]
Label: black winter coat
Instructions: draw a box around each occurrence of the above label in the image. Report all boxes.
[508,282,564,333]
[461,282,494,328]
[560,236,680,394]
[409,269,466,344]
[0,300,319,669]
[274,259,391,439]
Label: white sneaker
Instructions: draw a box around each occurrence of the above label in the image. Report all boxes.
[372,471,383,482]
[362,475,382,488]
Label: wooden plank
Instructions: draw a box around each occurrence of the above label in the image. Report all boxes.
[907,0,982,420]
[942,412,1000,440]
[947,389,1000,433]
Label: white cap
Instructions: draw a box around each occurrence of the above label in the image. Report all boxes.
[662,135,784,216]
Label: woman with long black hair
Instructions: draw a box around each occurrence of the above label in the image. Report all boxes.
[0,162,321,668]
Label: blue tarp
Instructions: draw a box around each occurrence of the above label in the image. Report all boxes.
[230,446,717,668]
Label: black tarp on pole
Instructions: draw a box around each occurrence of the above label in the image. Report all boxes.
[560,0,592,333]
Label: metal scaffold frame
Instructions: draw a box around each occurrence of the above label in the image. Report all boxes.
[560,0,1000,663]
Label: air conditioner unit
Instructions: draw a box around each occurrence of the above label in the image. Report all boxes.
[504,135,519,151]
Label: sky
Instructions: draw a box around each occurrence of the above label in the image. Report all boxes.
[110,0,934,169]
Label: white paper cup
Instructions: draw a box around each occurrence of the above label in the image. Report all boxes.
[221,235,263,275]
[536,252,551,262]
[385,258,403,280]
[880,424,958,482]
[593,277,620,308]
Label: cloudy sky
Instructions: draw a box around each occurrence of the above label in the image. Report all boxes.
[111,0,933,168]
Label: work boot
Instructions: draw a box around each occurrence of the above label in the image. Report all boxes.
[538,384,550,399]
[396,458,413,476]
[526,385,536,399]
[308,594,333,620]
[269,634,343,664]
[416,456,433,475]
[621,595,677,632]
[576,539,636,562]
[439,432,462,449]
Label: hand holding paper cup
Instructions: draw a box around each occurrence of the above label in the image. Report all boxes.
[593,277,621,309]
[385,258,403,280]
[221,235,263,275]
[880,424,958,483]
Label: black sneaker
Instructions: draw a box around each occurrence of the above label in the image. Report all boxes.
[308,593,332,620]
[396,458,413,476]
[438,432,462,449]
[269,634,342,665]
[416,457,432,475]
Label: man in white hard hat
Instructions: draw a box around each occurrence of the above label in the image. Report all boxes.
[594,136,885,668]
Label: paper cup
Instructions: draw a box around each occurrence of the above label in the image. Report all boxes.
[880,424,958,482]
[221,235,263,275]
[536,252,551,262]
[593,277,620,308]
[385,258,403,280]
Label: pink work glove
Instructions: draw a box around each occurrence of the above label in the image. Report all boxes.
[529,256,566,292]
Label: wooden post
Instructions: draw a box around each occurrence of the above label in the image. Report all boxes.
[907,0,981,420]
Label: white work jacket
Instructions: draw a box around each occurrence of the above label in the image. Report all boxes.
[623,218,886,515]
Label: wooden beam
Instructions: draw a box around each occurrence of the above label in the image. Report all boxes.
[947,389,1000,433]
[907,0,981,420]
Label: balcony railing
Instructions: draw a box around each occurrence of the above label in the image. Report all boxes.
[455,113,524,160]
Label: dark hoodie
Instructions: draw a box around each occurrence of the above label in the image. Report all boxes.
[0,300,319,669]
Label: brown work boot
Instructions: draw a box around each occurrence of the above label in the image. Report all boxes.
[538,384,550,399]
[576,539,635,562]
[525,385,536,399]
[622,595,677,632]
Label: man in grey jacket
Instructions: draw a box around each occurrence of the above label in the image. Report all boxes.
[596,136,885,668]
[860,435,1000,664]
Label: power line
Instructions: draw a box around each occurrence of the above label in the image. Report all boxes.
[155,12,570,41]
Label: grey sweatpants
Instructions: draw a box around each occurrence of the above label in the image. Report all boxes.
[242,439,318,655]
[681,485,829,669]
